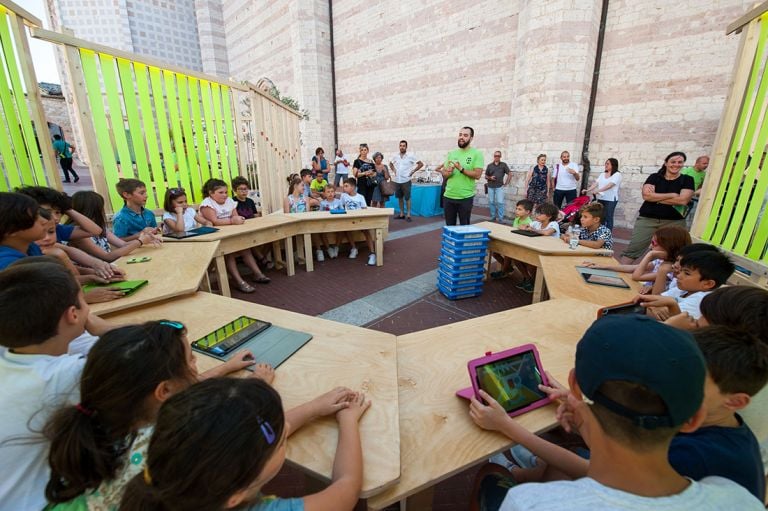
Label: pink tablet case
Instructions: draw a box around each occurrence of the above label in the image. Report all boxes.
[456,344,551,418]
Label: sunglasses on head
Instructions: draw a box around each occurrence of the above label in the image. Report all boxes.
[168,187,185,196]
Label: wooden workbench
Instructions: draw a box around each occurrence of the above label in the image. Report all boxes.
[540,255,643,306]
[103,292,401,498]
[89,241,219,316]
[366,298,601,510]
[477,221,613,303]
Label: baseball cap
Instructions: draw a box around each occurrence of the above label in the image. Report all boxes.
[575,315,705,429]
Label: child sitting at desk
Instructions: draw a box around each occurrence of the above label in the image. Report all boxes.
[111,179,161,242]
[119,378,371,511]
[200,178,270,292]
[162,186,212,234]
[315,184,343,261]
[232,176,273,269]
[42,321,270,510]
[492,199,533,280]
[0,192,46,270]
[310,171,329,200]
[637,250,735,320]
[67,191,158,262]
[561,202,613,250]
[521,202,560,237]
[340,177,377,266]
[284,175,319,214]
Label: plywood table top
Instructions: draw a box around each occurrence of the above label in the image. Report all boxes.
[367,298,600,509]
[161,215,301,242]
[476,221,613,257]
[540,255,643,306]
[103,292,401,498]
[89,241,218,316]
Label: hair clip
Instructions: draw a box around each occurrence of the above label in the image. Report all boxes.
[159,320,184,330]
[75,403,94,417]
[258,416,276,445]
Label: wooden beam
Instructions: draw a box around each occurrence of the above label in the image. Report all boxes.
[243,80,303,119]
[0,0,42,28]
[727,0,768,35]
[30,27,250,92]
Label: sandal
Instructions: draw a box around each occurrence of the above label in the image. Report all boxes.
[253,275,271,284]
[236,281,255,293]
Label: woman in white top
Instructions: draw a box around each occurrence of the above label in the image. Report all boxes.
[586,158,622,230]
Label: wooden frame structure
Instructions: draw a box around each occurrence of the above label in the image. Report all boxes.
[0,0,60,191]
[691,2,768,287]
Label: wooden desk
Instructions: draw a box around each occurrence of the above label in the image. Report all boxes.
[477,221,613,303]
[103,292,401,498]
[540,255,643,306]
[164,215,301,297]
[366,298,600,510]
[284,209,393,271]
[89,241,219,316]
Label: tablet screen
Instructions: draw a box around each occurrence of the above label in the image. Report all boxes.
[193,316,271,354]
[582,273,630,288]
[475,350,548,413]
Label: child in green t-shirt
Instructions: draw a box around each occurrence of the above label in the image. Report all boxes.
[492,199,534,279]
[310,173,329,200]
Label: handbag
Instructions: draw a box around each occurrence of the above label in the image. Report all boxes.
[379,179,396,197]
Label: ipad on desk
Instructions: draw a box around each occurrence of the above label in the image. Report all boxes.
[191,316,313,370]
[163,226,219,239]
[511,229,543,237]
[575,266,631,289]
[456,344,551,418]
[82,279,148,297]
[597,302,646,318]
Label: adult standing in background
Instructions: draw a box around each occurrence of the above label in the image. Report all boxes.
[333,148,350,188]
[552,150,580,208]
[52,134,79,183]
[311,147,329,181]
[681,155,710,198]
[525,154,550,207]
[585,157,622,230]
[353,143,376,206]
[371,152,390,208]
[485,150,510,223]
[389,140,423,222]
[620,151,694,263]
[437,126,484,226]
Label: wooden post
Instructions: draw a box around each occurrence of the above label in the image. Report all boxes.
[9,14,60,189]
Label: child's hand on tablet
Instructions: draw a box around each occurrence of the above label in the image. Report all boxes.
[469,389,510,433]
[538,371,569,403]
[220,350,259,375]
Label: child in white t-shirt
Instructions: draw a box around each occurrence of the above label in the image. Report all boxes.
[199,179,270,292]
[523,202,560,237]
[340,177,376,266]
[162,187,212,234]
[316,184,343,260]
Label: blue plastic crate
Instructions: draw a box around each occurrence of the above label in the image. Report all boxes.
[441,243,488,257]
[438,269,484,287]
[441,235,489,250]
[438,256,485,273]
[437,263,485,280]
[442,225,491,240]
[437,281,483,300]
[439,248,486,266]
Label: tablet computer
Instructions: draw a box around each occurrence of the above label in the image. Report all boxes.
[82,279,148,296]
[511,229,542,237]
[191,316,271,357]
[456,344,551,418]
[575,266,630,289]
[597,301,646,318]
[163,226,219,239]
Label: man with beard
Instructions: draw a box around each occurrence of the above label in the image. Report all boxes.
[437,126,484,225]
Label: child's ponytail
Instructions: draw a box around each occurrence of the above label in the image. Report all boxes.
[43,321,196,503]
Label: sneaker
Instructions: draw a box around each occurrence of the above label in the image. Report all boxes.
[349,247,358,259]
[490,270,508,280]
[367,253,376,266]
[329,245,339,258]
[73,176,80,183]
[515,279,531,291]
[315,249,325,262]
[522,281,534,293]
[509,445,538,469]
[489,452,518,471]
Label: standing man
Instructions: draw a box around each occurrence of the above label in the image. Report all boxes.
[485,151,510,223]
[389,140,423,222]
[681,155,710,198]
[333,148,350,188]
[552,150,580,209]
[52,134,79,183]
[437,126,484,226]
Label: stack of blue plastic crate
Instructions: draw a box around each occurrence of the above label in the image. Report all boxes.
[437,225,490,299]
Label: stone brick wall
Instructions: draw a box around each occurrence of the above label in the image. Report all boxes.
[40,94,74,144]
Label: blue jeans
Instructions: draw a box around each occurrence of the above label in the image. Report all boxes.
[598,199,618,231]
[488,187,505,222]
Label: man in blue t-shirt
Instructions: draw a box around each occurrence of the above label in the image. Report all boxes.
[52,134,79,183]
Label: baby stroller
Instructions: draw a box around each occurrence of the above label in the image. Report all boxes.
[558,194,590,230]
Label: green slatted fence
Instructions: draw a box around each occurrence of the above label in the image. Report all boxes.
[0,2,59,191]
[692,7,768,285]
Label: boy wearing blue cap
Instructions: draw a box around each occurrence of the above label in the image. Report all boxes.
[470,315,763,510]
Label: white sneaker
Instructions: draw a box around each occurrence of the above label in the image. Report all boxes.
[330,245,339,258]
[367,253,376,266]
[349,247,358,259]
[315,249,324,262]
